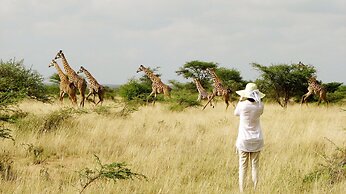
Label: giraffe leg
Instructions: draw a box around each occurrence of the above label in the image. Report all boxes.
[79,88,85,107]
[69,92,77,105]
[300,92,312,106]
[224,94,230,110]
[152,92,157,105]
[79,81,87,107]
[303,93,312,105]
[85,91,92,100]
[59,90,65,103]
[147,91,155,104]
[197,94,201,102]
[320,92,328,107]
[208,95,214,108]
[203,94,215,110]
[86,90,96,104]
[68,84,77,105]
[317,97,322,106]
[96,90,104,106]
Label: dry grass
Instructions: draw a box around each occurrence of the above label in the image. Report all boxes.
[0,100,345,193]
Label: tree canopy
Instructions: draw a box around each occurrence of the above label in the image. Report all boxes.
[0,59,48,109]
[176,60,217,81]
[215,67,245,91]
[253,62,316,107]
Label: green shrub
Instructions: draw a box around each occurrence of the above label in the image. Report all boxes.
[0,59,48,110]
[78,155,147,193]
[39,108,87,133]
[118,79,151,101]
[44,84,60,98]
[103,86,118,101]
[168,90,200,111]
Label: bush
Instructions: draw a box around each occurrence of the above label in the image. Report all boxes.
[0,59,48,110]
[103,86,118,101]
[168,90,200,111]
[118,79,151,101]
[78,155,147,193]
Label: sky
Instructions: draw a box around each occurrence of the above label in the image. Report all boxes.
[1,0,345,85]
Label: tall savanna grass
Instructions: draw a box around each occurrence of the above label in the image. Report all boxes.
[0,100,345,193]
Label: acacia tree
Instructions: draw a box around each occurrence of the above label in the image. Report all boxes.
[176,61,217,81]
[252,63,316,107]
[215,67,246,91]
[176,61,246,92]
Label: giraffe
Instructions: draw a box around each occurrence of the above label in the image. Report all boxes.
[77,66,105,105]
[48,59,77,105]
[54,50,87,107]
[202,68,232,110]
[301,76,328,106]
[136,65,171,104]
[296,61,307,70]
[193,78,214,107]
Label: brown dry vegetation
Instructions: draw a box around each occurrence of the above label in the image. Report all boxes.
[0,100,345,193]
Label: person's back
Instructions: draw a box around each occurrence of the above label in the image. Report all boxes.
[235,100,264,152]
[233,83,265,192]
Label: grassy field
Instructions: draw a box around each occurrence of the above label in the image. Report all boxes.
[0,100,345,193]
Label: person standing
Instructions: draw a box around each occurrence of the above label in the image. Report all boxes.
[234,83,265,192]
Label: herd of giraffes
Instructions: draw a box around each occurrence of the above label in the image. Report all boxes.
[48,50,104,107]
[48,51,328,108]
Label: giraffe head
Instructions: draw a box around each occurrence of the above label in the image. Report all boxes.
[136,65,146,73]
[192,78,200,84]
[54,50,64,60]
[206,68,215,74]
[77,66,86,74]
[308,76,317,83]
[48,59,57,68]
[298,61,304,66]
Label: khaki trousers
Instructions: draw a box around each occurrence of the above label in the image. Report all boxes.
[238,150,260,192]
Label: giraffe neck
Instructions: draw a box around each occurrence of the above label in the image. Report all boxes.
[61,54,78,79]
[82,69,99,85]
[195,80,206,93]
[143,68,160,83]
[54,64,69,82]
[209,70,222,85]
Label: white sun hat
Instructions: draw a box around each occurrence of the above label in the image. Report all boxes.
[236,83,265,102]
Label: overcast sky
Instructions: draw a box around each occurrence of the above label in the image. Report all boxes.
[1,0,345,85]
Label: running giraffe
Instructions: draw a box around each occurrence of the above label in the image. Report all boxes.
[48,59,77,105]
[54,50,87,107]
[193,78,214,107]
[203,68,232,110]
[77,66,105,105]
[136,65,171,104]
[301,76,328,106]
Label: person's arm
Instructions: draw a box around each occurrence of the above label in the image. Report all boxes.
[259,102,264,115]
[234,101,241,116]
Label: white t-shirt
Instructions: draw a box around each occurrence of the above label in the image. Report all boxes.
[234,100,264,152]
